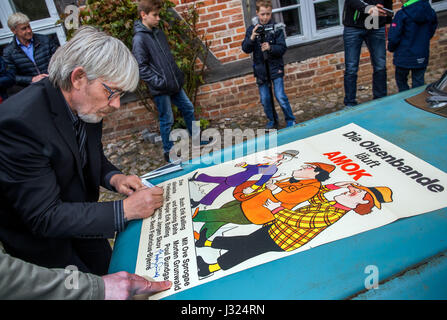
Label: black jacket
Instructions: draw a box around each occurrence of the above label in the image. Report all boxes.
[132,20,184,96]
[388,0,437,69]
[0,78,119,272]
[0,57,14,100]
[241,20,287,85]
[343,0,393,28]
[2,33,58,86]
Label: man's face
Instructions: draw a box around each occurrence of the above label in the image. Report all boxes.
[73,78,122,123]
[141,9,161,29]
[264,153,285,164]
[334,185,369,209]
[292,165,317,180]
[12,23,33,44]
[256,6,273,25]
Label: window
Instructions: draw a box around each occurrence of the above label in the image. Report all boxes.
[431,0,447,11]
[271,0,345,46]
[265,0,447,47]
[0,0,65,46]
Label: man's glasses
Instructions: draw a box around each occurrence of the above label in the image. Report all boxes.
[102,83,125,101]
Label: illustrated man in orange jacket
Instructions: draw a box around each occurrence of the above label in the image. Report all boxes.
[193,162,335,239]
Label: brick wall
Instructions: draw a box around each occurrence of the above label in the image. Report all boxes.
[102,0,447,143]
[194,25,447,119]
[172,0,250,63]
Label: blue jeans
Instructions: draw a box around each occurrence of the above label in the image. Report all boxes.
[395,66,426,92]
[343,26,387,106]
[258,77,295,122]
[153,89,195,153]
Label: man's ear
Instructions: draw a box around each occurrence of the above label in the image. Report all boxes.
[70,67,86,90]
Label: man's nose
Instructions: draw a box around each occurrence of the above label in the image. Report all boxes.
[108,97,121,109]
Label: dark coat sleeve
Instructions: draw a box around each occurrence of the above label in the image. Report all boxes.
[0,57,15,90]
[387,12,404,52]
[269,28,287,58]
[0,119,116,239]
[345,0,370,11]
[241,26,256,54]
[132,34,167,91]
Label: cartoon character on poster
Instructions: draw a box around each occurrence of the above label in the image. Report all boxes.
[193,180,393,277]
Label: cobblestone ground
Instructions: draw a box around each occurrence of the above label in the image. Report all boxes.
[100,69,443,202]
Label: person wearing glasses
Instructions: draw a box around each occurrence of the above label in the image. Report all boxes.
[0,27,165,277]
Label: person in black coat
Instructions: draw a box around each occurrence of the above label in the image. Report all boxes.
[241,0,296,129]
[2,12,58,87]
[342,0,393,106]
[132,0,196,162]
[0,26,164,275]
[0,57,14,102]
[387,0,438,92]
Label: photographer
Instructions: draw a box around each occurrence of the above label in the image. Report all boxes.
[242,0,295,129]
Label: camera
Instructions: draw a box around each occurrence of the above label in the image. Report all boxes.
[256,23,275,35]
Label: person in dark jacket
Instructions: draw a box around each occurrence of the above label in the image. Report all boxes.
[342,0,393,106]
[2,12,58,88]
[388,0,438,92]
[0,27,164,276]
[242,0,295,129]
[0,57,15,103]
[132,0,196,162]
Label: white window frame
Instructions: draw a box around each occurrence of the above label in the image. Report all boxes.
[273,0,446,47]
[273,0,345,46]
[0,0,66,46]
[431,0,447,11]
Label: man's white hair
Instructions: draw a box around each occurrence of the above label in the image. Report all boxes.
[48,26,139,92]
[7,12,30,30]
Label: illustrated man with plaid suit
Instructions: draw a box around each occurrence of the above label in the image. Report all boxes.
[195,182,393,277]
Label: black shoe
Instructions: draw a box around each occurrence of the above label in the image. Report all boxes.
[163,152,170,163]
[190,199,201,208]
[195,228,208,248]
[197,256,212,277]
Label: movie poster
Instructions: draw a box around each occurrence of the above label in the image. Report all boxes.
[135,123,447,300]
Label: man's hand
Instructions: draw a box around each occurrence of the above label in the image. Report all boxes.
[261,42,271,52]
[102,271,172,300]
[334,181,359,188]
[235,161,246,167]
[368,4,387,17]
[263,199,281,211]
[250,24,261,41]
[123,186,164,221]
[265,179,277,191]
[110,174,145,196]
[243,186,255,195]
[31,74,48,83]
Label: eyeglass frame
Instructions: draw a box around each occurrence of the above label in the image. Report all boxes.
[101,82,125,101]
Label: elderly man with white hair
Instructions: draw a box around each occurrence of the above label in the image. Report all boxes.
[2,12,58,87]
[0,26,164,277]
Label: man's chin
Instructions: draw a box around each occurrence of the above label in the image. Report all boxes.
[78,113,103,123]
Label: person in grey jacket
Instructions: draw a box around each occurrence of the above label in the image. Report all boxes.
[132,0,196,162]
[0,241,171,300]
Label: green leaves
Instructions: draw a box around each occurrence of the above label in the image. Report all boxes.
[64,0,209,129]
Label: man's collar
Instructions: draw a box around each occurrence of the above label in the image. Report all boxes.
[15,36,34,47]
